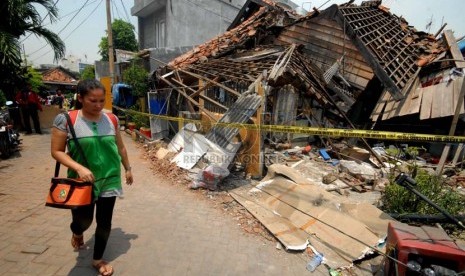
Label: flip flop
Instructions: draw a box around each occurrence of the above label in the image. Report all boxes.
[71,234,84,250]
[93,260,114,276]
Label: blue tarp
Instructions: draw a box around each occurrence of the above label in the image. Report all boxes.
[149,98,167,115]
[458,40,465,54]
[112,83,134,108]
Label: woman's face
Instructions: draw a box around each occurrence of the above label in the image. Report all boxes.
[78,88,105,115]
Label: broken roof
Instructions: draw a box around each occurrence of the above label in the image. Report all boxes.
[165,0,447,98]
[167,2,299,69]
[166,45,333,108]
[158,0,461,126]
[277,1,447,101]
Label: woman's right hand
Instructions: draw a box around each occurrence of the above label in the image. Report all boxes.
[76,166,95,183]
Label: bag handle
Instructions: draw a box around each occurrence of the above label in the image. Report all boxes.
[54,112,90,177]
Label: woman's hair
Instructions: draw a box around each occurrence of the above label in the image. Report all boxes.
[74,79,105,109]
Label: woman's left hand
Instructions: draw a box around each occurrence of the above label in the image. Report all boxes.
[125,170,133,185]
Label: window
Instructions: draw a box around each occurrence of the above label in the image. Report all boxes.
[156,20,165,47]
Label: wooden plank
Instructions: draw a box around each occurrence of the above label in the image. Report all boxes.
[452,143,464,166]
[370,90,389,121]
[406,86,423,115]
[386,98,402,119]
[453,77,465,114]
[443,30,465,68]
[179,69,242,97]
[392,97,408,118]
[279,29,370,70]
[381,94,396,120]
[441,82,455,117]
[398,77,422,116]
[430,83,445,119]
[420,85,434,120]
[301,44,373,74]
[284,21,345,39]
[387,71,421,119]
[245,80,263,178]
[314,17,346,31]
[436,74,465,174]
[160,77,218,122]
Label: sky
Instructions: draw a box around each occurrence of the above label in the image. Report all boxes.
[23,0,465,67]
[22,0,138,66]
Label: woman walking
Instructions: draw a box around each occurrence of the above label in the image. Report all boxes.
[51,79,133,276]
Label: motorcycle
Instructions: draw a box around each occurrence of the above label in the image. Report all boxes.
[0,101,21,158]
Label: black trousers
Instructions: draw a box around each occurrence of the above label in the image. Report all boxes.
[21,105,41,134]
[70,196,116,260]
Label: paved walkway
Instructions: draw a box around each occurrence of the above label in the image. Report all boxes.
[0,129,315,275]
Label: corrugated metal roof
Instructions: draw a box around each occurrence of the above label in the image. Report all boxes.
[205,94,262,149]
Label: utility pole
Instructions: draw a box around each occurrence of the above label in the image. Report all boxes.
[22,44,27,67]
[106,0,114,87]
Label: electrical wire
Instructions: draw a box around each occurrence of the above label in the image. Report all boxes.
[31,0,103,63]
[30,0,102,63]
[23,0,99,29]
[112,0,123,20]
[38,0,137,64]
[119,0,132,23]
[27,0,91,58]
[53,0,99,24]
[62,0,103,41]
[111,0,116,20]
[114,0,139,37]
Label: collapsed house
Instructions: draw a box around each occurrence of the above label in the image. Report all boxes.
[150,0,464,174]
[144,0,465,272]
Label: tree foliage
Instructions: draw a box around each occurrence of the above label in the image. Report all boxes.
[99,19,138,61]
[123,60,148,98]
[0,0,65,98]
[81,65,96,80]
[383,169,465,221]
[26,66,44,93]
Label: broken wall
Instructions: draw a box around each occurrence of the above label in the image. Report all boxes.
[276,14,374,91]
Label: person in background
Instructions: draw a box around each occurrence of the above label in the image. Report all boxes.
[55,88,65,109]
[69,92,78,110]
[51,79,133,276]
[15,84,42,134]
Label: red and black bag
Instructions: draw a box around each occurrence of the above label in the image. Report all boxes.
[46,112,93,209]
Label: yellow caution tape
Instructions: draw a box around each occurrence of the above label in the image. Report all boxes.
[113,106,465,143]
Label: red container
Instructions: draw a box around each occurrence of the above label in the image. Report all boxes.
[139,127,151,139]
[385,222,465,275]
[127,122,136,132]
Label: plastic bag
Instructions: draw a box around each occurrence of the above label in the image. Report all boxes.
[188,165,230,190]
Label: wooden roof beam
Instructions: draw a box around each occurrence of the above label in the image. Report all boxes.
[334,9,404,100]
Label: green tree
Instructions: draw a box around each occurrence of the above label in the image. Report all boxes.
[123,60,148,97]
[0,0,65,98]
[98,19,138,61]
[25,66,44,92]
[81,65,96,80]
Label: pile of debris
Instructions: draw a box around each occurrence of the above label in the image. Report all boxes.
[140,0,465,274]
